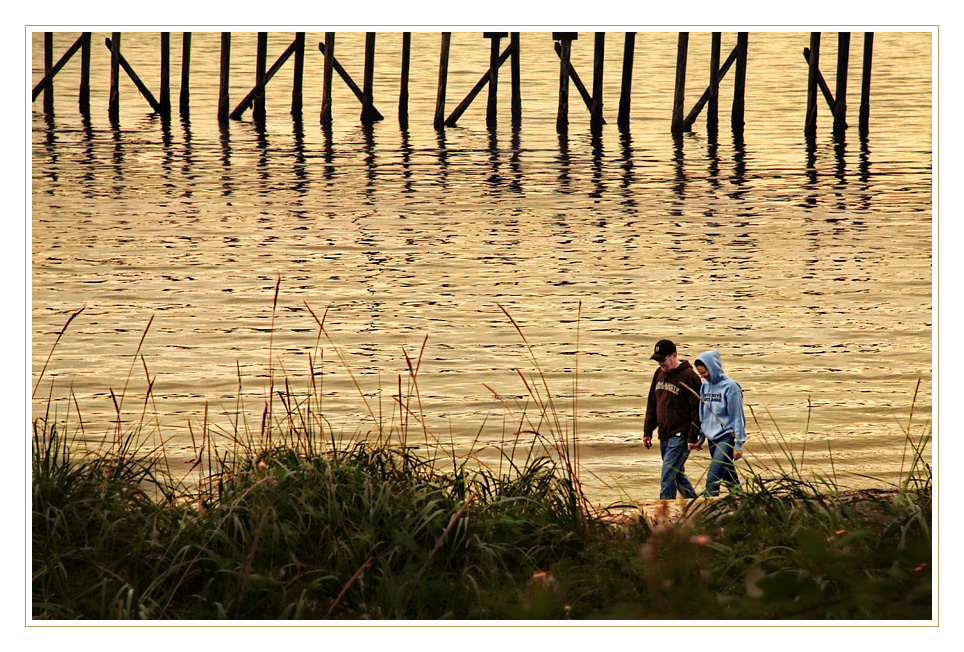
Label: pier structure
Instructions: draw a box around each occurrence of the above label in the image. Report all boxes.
[33,31,874,139]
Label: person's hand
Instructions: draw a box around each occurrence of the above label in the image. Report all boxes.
[688,442,698,451]
[733,449,743,461]
[643,436,652,449]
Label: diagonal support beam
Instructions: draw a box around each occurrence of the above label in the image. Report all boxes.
[230,39,297,119]
[552,41,605,122]
[444,43,512,127]
[317,41,384,121]
[104,36,162,114]
[681,45,738,131]
[32,33,86,100]
[803,46,836,113]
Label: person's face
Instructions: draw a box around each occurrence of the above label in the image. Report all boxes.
[696,364,710,381]
[657,352,676,372]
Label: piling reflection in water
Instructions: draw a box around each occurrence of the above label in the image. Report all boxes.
[31,32,932,504]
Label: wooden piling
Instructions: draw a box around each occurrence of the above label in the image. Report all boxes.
[232,39,298,119]
[444,43,512,126]
[109,32,121,122]
[104,36,162,115]
[361,32,377,124]
[617,32,636,129]
[400,32,411,124]
[682,44,738,131]
[320,32,334,125]
[43,33,53,116]
[317,40,384,121]
[33,33,90,115]
[218,32,230,122]
[511,32,521,127]
[80,32,91,115]
[590,32,605,131]
[552,42,597,115]
[292,32,305,117]
[805,32,821,136]
[859,32,873,136]
[179,32,191,117]
[708,32,721,139]
[554,32,577,133]
[484,32,507,129]
[33,33,86,104]
[254,32,267,123]
[833,32,850,139]
[671,32,688,133]
[434,32,451,130]
[160,32,171,120]
[803,47,835,111]
[732,32,748,136]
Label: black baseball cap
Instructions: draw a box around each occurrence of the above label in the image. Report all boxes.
[650,339,677,362]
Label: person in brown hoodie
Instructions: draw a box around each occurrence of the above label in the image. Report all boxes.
[643,339,702,499]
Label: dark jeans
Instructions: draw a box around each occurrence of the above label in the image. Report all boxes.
[706,435,741,496]
[659,436,697,500]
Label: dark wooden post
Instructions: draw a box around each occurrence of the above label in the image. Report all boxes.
[292,32,305,116]
[732,32,748,136]
[109,32,121,122]
[554,32,577,133]
[434,32,451,130]
[803,46,836,112]
[43,32,53,116]
[399,32,411,124]
[833,32,850,139]
[79,32,91,116]
[805,32,821,137]
[707,32,721,139]
[291,32,305,118]
[730,32,750,136]
[218,33,230,122]
[859,32,874,136]
[671,32,688,133]
[510,32,521,127]
[320,33,334,125]
[254,32,267,122]
[590,32,605,131]
[361,32,377,124]
[617,32,636,129]
[484,32,507,129]
[160,32,171,119]
[179,32,191,117]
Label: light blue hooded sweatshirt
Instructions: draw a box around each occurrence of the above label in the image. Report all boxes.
[695,350,746,451]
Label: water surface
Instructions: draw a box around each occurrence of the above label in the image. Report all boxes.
[31,31,932,504]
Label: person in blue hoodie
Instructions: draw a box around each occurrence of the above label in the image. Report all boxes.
[691,350,746,495]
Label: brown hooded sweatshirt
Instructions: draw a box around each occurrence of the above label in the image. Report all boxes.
[644,359,702,443]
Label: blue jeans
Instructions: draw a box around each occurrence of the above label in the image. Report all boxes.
[706,436,741,496]
[659,437,697,500]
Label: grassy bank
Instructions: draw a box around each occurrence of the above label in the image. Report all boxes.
[31,417,932,620]
[31,303,932,620]
[32,387,932,620]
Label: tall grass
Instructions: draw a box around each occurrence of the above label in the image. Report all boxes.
[31,301,932,620]
[32,302,594,619]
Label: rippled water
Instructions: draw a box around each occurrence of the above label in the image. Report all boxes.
[31,31,932,504]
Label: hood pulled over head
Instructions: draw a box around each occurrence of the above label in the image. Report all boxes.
[695,349,725,383]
